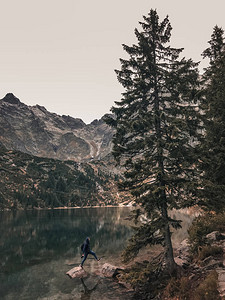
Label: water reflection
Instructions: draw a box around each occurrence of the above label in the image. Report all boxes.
[80,278,100,300]
[0,207,195,300]
[0,207,133,299]
[0,208,133,273]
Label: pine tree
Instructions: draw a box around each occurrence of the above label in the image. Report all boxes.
[199,26,225,212]
[106,9,200,272]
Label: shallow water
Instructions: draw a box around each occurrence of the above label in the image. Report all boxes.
[0,207,194,299]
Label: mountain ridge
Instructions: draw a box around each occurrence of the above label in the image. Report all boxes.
[0,93,114,162]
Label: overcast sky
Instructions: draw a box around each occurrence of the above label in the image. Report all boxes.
[0,0,225,123]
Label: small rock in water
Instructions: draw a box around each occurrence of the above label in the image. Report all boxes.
[66,266,88,279]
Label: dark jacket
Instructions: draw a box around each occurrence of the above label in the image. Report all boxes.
[82,237,90,254]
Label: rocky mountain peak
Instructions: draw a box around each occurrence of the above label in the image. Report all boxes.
[62,115,86,129]
[33,104,47,112]
[91,119,103,126]
[1,93,21,105]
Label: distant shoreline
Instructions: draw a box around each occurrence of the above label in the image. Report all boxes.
[0,204,134,212]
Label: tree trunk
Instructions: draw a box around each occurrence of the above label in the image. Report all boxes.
[152,40,176,273]
[161,203,177,273]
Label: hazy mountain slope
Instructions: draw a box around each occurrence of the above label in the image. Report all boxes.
[0,93,114,162]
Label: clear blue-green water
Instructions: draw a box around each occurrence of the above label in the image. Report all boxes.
[0,207,194,300]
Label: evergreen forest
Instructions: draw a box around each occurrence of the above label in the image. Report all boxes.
[0,144,121,209]
[105,9,225,299]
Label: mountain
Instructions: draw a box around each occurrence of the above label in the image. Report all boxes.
[0,144,127,210]
[0,93,114,162]
[0,93,129,210]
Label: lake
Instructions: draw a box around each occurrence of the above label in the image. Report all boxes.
[0,207,195,300]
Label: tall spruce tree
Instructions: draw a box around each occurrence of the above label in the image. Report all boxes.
[106,9,200,272]
[199,26,225,211]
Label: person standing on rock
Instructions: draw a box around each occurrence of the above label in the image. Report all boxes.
[79,237,100,268]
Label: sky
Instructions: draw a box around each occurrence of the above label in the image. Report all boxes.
[0,0,225,124]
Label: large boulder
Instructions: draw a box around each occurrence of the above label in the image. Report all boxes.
[174,239,191,267]
[101,263,124,278]
[206,231,225,242]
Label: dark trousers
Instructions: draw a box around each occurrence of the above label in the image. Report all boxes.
[81,250,98,266]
